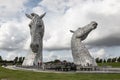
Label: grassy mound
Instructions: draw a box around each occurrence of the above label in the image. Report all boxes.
[98,62,120,67]
[0,66,120,80]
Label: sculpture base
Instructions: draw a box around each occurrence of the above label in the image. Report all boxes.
[74,57,97,66]
[22,51,36,66]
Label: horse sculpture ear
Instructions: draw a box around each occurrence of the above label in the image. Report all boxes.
[70,30,75,33]
[25,14,33,19]
[39,12,46,18]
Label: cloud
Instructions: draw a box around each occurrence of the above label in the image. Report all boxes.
[39,0,69,13]
[0,19,29,51]
[0,0,36,60]
[0,0,28,19]
[95,48,106,58]
[0,49,27,60]
[0,0,120,60]
[5,52,19,60]
[32,6,45,15]
[87,34,120,46]
[43,50,73,62]
[32,0,120,50]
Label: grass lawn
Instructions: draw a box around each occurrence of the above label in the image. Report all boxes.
[98,62,120,67]
[0,66,120,80]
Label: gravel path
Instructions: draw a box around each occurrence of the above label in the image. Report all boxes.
[3,66,120,74]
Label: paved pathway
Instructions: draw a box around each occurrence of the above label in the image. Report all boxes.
[3,66,120,74]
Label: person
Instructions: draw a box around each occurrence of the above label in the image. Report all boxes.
[33,62,35,66]
[38,62,40,66]
[40,61,42,66]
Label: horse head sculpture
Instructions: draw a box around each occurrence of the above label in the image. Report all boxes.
[25,13,46,65]
[70,21,97,66]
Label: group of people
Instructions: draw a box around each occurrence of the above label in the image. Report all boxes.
[33,61,45,70]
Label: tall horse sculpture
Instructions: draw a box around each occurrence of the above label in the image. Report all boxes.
[70,21,97,66]
[22,13,46,66]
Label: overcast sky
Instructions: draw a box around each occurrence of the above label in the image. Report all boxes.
[0,0,120,62]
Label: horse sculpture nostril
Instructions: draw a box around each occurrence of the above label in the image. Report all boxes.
[36,44,39,48]
[94,26,97,29]
[92,23,97,29]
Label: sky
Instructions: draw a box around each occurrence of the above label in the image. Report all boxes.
[0,0,120,62]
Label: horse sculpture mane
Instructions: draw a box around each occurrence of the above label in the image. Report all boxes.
[22,13,46,66]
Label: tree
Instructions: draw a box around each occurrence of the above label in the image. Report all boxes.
[96,58,103,63]
[0,56,2,61]
[22,57,25,62]
[96,58,100,63]
[103,59,106,63]
[99,59,103,63]
[14,57,18,64]
[18,57,23,63]
[117,57,120,62]
[107,58,112,63]
[112,57,117,62]
[54,59,61,63]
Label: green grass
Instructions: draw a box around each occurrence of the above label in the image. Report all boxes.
[98,62,120,67]
[0,67,120,80]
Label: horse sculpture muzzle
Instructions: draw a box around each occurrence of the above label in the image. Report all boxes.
[30,44,39,53]
[91,21,97,29]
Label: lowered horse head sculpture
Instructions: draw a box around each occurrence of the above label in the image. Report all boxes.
[70,21,97,41]
[70,21,97,66]
[22,13,46,66]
